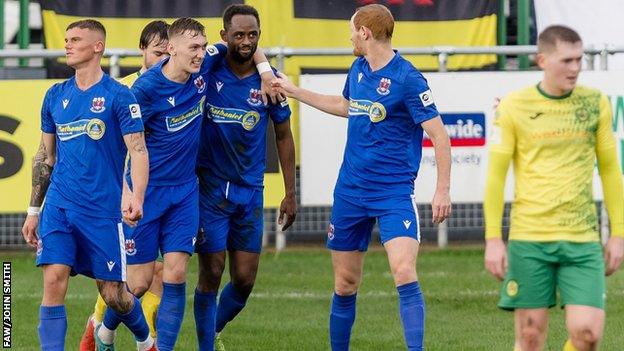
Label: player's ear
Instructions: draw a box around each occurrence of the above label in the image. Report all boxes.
[220,29,227,42]
[535,52,547,70]
[94,40,105,54]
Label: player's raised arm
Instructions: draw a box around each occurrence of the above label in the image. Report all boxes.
[421,117,451,224]
[123,132,149,225]
[22,132,56,248]
[271,72,349,117]
[274,119,297,230]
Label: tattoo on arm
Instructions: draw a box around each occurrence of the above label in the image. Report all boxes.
[30,140,53,207]
[130,132,147,155]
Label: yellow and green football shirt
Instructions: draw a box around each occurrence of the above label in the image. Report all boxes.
[485,84,624,242]
[118,71,141,87]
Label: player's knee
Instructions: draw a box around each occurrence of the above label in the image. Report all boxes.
[570,325,602,346]
[128,282,150,298]
[334,276,360,296]
[232,278,255,299]
[43,272,68,293]
[391,264,417,286]
[99,282,133,314]
[519,325,545,348]
[197,261,225,292]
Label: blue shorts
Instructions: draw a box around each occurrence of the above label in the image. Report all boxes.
[36,203,126,281]
[125,179,199,265]
[195,173,264,254]
[327,193,420,252]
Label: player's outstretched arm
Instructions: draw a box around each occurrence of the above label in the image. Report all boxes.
[123,132,149,226]
[422,116,451,224]
[253,47,284,105]
[22,133,56,248]
[274,120,297,231]
[271,72,349,117]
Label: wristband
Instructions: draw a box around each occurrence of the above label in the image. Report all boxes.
[27,206,40,216]
[256,61,272,75]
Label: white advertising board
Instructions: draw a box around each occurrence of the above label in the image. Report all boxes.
[300,71,624,206]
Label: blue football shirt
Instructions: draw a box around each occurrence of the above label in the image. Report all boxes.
[335,52,439,198]
[41,74,144,218]
[129,43,226,186]
[197,60,291,188]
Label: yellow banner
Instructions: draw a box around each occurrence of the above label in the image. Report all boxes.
[0,81,57,213]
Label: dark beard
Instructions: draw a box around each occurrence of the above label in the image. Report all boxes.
[231,45,257,64]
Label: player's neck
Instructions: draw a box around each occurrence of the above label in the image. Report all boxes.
[162,58,191,83]
[538,79,573,98]
[74,63,104,91]
[364,42,395,72]
[225,56,255,79]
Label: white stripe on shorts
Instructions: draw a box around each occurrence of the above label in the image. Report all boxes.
[117,222,127,281]
[225,181,230,199]
[410,194,421,242]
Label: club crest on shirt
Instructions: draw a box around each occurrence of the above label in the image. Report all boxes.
[194,75,206,94]
[125,239,137,256]
[376,78,391,95]
[247,88,263,107]
[90,97,106,113]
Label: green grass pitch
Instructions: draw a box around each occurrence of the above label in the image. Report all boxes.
[5,246,624,350]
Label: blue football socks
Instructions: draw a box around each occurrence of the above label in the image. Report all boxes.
[215,282,247,333]
[329,293,357,351]
[194,289,218,351]
[156,282,187,351]
[397,281,425,351]
[38,305,67,351]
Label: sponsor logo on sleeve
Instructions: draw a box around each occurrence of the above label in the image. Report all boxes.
[129,104,141,119]
[419,89,434,107]
[206,45,219,56]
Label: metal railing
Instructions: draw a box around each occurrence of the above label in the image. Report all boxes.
[2,44,624,76]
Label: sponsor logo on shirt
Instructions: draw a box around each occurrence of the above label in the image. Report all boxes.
[165,96,205,132]
[56,118,106,141]
[206,103,261,131]
[376,77,391,95]
[216,81,224,92]
[194,75,206,94]
[62,99,69,109]
[247,88,263,107]
[348,99,387,123]
[423,113,485,147]
[90,97,106,113]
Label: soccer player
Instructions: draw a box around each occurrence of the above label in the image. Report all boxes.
[95,17,277,351]
[271,4,451,351]
[484,25,624,351]
[20,19,156,350]
[193,5,296,350]
[80,20,169,350]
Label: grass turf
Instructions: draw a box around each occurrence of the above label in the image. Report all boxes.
[5,246,624,350]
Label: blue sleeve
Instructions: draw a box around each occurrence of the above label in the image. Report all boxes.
[269,100,291,124]
[342,69,351,100]
[130,81,153,123]
[41,87,56,133]
[404,71,439,125]
[114,86,144,136]
[201,43,227,73]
